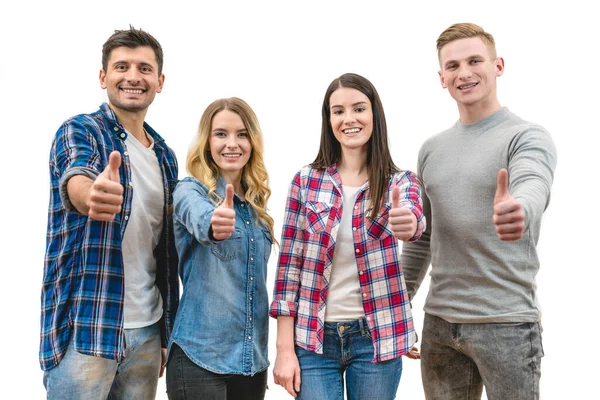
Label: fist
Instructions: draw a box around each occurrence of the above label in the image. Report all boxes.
[211,184,236,240]
[389,186,417,241]
[88,151,123,222]
[493,169,525,241]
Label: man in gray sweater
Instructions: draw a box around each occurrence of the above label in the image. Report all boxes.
[401,23,557,400]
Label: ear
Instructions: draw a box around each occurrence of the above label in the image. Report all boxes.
[99,69,107,89]
[438,70,447,89]
[156,73,165,94]
[495,57,505,77]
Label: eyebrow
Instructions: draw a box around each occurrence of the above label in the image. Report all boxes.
[444,54,485,67]
[331,101,368,109]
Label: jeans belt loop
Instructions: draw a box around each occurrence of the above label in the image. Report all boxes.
[358,317,367,335]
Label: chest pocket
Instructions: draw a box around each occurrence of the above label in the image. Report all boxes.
[305,201,332,234]
[211,228,243,261]
[263,229,273,264]
[364,203,394,240]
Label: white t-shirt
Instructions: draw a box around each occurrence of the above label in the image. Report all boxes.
[324,185,365,322]
[122,130,164,328]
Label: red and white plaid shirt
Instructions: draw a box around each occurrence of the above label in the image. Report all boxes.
[270,164,425,362]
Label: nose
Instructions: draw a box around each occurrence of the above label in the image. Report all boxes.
[225,135,238,149]
[343,111,357,125]
[125,67,142,84]
[457,64,472,80]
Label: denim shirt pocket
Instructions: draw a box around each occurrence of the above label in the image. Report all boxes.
[305,201,332,234]
[263,229,273,264]
[211,228,243,261]
[364,203,394,240]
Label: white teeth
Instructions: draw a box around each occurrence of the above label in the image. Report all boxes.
[459,83,477,90]
[123,89,144,94]
[344,128,360,134]
[223,154,240,158]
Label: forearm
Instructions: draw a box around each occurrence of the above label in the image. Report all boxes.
[66,175,94,215]
[276,316,296,351]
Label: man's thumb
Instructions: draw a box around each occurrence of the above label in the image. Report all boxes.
[392,186,400,209]
[224,184,234,209]
[108,151,121,183]
[494,168,509,205]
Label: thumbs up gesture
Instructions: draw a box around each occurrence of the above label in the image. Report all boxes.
[211,184,236,240]
[389,186,417,241]
[88,151,124,222]
[493,169,525,241]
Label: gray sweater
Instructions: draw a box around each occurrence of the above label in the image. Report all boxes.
[401,107,557,323]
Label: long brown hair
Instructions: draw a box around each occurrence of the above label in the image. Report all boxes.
[311,73,399,219]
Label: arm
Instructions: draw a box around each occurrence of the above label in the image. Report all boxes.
[494,126,557,240]
[269,172,306,318]
[390,171,426,242]
[400,156,432,301]
[172,179,229,246]
[273,316,301,398]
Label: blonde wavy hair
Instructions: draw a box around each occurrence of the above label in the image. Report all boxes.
[186,97,275,239]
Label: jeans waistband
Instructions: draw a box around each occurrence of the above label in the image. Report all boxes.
[323,318,369,337]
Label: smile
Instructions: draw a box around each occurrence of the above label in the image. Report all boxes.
[343,128,361,134]
[222,153,242,158]
[121,88,145,94]
[458,83,478,90]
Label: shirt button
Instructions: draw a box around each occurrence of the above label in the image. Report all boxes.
[124,151,129,156]
[362,293,367,298]
[355,248,360,253]
[249,296,252,300]
[249,317,252,321]
[353,227,357,231]
[250,257,254,261]
[246,221,250,225]
[124,216,129,221]
[128,182,133,187]
[250,238,254,242]
[248,336,252,340]
[354,206,358,210]
[366,316,370,321]
[250,277,254,281]
[120,133,126,138]
[359,270,364,275]
[114,127,119,131]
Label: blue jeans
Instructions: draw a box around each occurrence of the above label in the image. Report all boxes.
[295,318,403,400]
[43,322,161,400]
[421,313,544,400]
[166,343,267,400]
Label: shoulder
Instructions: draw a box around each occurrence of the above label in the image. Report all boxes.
[175,177,209,197]
[391,170,420,187]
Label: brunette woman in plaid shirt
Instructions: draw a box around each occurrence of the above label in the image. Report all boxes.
[271,73,425,400]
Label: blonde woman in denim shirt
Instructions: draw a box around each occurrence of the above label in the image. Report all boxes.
[166,98,274,400]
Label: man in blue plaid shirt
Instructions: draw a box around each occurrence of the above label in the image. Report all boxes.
[40,26,179,399]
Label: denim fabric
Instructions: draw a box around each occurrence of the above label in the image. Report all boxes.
[166,343,267,400]
[169,177,271,375]
[43,322,161,400]
[295,319,403,400]
[421,313,544,400]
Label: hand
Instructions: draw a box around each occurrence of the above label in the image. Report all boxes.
[87,151,124,222]
[493,169,525,241]
[160,348,167,378]
[389,186,417,241]
[210,184,236,240]
[406,346,421,360]
[273,349,301,398]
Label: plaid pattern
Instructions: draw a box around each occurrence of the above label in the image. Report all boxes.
[40,103,179,371]
[270,165,424,362]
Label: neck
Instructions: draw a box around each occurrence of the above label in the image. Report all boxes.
[338,149,368,186]
[109,103,150,145]
[457,97,502,124]
[221,171,244,198]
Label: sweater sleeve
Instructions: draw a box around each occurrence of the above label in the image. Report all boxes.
[507,125,557,232]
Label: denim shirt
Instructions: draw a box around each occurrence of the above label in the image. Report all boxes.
[169,176,272,375]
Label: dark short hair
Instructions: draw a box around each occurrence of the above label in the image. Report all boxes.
[102,25,164,75]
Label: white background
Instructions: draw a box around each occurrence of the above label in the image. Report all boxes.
[1,1,597,399]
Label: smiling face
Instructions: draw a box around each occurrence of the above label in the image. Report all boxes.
[209,109,252,182]
[99,46,164,114]
[329,87,373,154]
[439,37,503,114]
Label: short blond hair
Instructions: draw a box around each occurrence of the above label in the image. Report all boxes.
[437,23,496,59]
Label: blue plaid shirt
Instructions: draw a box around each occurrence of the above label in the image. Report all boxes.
[40,103,179,371]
